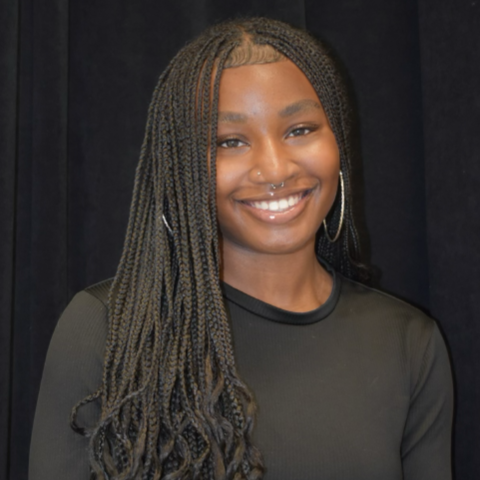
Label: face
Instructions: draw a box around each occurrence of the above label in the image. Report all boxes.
[214,59,340,256]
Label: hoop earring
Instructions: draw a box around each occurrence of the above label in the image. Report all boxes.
[162,214,173,236]
[323,171,345,243]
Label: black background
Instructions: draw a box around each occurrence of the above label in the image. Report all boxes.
[1,0,479,479]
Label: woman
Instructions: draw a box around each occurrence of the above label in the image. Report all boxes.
[29,17,453,480]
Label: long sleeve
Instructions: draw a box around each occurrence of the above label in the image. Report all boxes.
[401,322,454,480]
[29,291,108,480]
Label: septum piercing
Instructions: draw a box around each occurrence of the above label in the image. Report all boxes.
[256,171,285,189]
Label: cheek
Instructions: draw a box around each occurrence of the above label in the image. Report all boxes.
[214,159,255,244]
[215,161,240,222]
[216,162,242,189]
[304,136,340,182]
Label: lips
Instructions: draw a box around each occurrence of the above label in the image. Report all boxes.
[236,187,316,224]
[242,189,312,213]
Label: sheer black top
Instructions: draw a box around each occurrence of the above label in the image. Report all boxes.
[29,265,453,479]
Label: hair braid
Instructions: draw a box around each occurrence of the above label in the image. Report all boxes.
[246,19,366,280]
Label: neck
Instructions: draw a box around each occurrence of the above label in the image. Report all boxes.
[220,238,333,312]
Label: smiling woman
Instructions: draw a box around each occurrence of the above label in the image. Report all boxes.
[29,17,453,480]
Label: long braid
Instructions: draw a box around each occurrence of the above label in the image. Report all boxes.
[72,17,369,480]
[249,19,367,280]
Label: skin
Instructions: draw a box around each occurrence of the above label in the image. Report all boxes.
[215,59,340,312]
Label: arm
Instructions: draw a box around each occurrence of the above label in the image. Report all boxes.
[29,291,108,480]
[401,322,454,480]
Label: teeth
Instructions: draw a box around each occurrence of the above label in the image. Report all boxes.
[250,193,302,212]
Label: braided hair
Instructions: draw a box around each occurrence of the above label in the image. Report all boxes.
[71,17,368,480]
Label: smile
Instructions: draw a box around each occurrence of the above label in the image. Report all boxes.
[243,190,311,213]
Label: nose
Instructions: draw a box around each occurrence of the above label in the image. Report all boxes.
[249,135,295,185]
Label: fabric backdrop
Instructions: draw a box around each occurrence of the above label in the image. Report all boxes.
[1,0,479,479]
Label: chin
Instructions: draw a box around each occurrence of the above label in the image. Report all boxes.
[241,231,317,255]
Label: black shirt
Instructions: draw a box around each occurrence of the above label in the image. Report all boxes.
[29,266,453,479]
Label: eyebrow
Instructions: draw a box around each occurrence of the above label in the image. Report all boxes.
[217,99,322,124]
[218,111,248,123]
[278,99,322,117]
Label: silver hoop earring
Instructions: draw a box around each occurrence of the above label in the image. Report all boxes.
[270,182,285,189]
[323,171,345,243]
[162,214,173,235]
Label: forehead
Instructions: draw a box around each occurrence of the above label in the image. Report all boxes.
[217,59,320,112]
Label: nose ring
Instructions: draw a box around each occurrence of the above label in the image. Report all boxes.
[270,182,285,189]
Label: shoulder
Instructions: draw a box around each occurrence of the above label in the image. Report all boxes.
[336,276,446,387]
[57,277,114,335]
[338,275,435,336]
[83,277,114,307]
[48,278,114,370]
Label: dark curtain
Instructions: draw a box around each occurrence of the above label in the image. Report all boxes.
[1,0,478,478]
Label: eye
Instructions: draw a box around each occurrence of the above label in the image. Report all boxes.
[287,125,318,137]
[217,137,247,149]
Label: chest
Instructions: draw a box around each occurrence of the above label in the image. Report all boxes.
[230,316,410,479]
